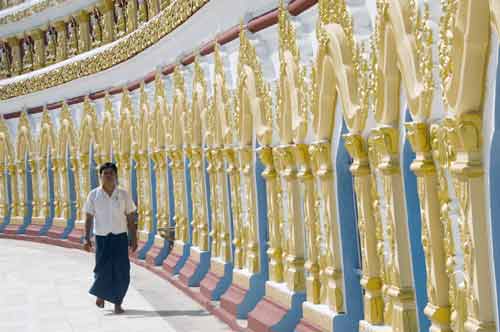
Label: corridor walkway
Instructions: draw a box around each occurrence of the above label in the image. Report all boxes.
[0,239,233,332]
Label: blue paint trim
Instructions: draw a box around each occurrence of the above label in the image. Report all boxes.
[0,168,12,232]
[235,273,267,319]
[40,156,55,235]
[204,156,213,251]
[489,49,500,327]
[209,260,233,300]
[402,111,429,331]
[271,292,306,332]
[185,250,211,286]
[332,122,363,331]
[185,156,193,245]
[18,156,34,234]
[61,151,77,239]
[137,158,157,260]
[172,242,191,275]
[233,151,268,319]
[165,157,176,253]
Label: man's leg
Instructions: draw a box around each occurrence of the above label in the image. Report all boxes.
[113,233,131,314]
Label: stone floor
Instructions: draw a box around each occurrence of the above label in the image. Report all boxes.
[0,239,233,332]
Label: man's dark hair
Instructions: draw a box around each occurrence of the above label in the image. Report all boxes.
[99,162,118,175]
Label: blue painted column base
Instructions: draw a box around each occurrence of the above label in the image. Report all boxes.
[179,248,211,287]
[219,271,266,320]
[200,260,233,301]
[163,241,191,275]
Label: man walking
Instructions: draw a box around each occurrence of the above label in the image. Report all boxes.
[83,162,138,314]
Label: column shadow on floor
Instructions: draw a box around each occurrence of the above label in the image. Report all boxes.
[104,309,210,318]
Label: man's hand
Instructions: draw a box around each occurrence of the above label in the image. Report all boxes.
[83,240,92,252]
[129,237,138,253]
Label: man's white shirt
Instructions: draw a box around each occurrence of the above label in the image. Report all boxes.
[83,186,137,236]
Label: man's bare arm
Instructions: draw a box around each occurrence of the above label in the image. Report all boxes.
[127,212,137,250]
[85,213,93,242]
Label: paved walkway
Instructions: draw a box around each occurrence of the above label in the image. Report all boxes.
[0,239,233,332]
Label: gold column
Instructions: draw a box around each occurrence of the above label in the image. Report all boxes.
[206,149,218,253]
[258,146,283,283]
[77,10,91,53]
[214,148,231,262]
[31,29,45,70]
[9,162,19,217]
[147,0,159,18]
[52,158,62,221]
[169,148,188,243]
[369,127,417,332]
[79,154,90,222]
[296,144,320,304]
[445,114,497,332]
[70,154,81,222]
[274,145,305,292]
[54,21,67,62]
[99,0,115,43]
[126,0,138,33]
[406,122,452,331]
[39,158,50,219]
[29,158,39,219]
[152,150,169,231]
[239,145,259,274]
[17,160,27,221]
[0,164,7,218]
[187,147,205,249]
[7,37,21,76]
[343,134,385,325]
[224,148,244,269]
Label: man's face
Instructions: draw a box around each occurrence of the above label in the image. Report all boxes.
[100,168,117,186]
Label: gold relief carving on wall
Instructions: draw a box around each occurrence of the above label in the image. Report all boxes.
[0,0,70,25]
[0,0,210,100]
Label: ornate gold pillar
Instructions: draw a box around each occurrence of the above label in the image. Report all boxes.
[406,122,452,331]
[99,0,115,43]
[169,148,188,243]
[223,147,244,269]
[7,37,21,76]
[369,127,417,332]
[274,145,305,292]
[54,21,67,62]
[238,145,259,274]
[9,162,19,217]
[126,0,138,33]
[444,114,496,332]
[213,148,231,261]
[206,150,217,253]
[70,154,81,222]
[31,29,45,70]
[0,164,8,219]
[147,0,159,18]
[77,10,91,53]
[295,144,320,304]
[257,146,283,283]
[29,158,39,219]
[152,150,169,232]
[343,135,385,326]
